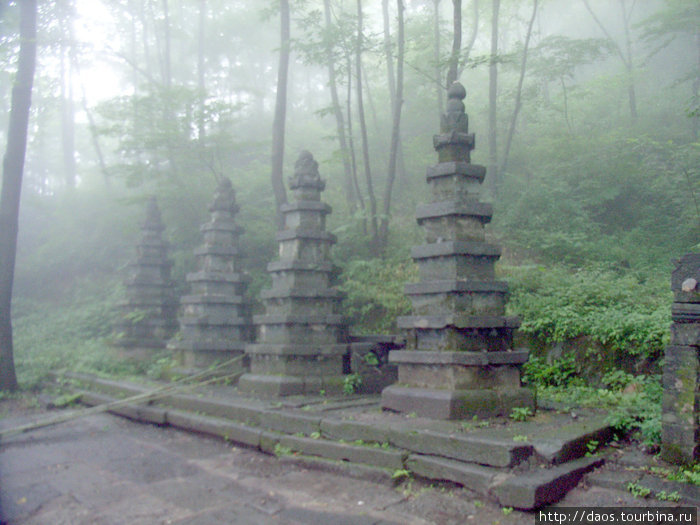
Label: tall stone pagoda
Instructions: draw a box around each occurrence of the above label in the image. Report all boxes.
[661,253,700,464]
[168,178,252,368]
[239,151,347,396]
[113,197,178,352]
[381,83,534,419]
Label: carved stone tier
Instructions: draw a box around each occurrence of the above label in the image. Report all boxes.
[381,83,534,419]
[113,197,178,351]
[239,151,348,397]
[168,179,252,368]
[661,253,700,464]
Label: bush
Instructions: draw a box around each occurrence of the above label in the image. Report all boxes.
[506,265,671,365]
[338,257,417,334]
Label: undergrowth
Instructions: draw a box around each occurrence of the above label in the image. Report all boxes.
[524,357,663,447]
[12,280,172,389]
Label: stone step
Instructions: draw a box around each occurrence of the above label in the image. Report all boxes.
[64,376,609,510]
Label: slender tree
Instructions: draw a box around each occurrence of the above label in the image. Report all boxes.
[0,0,37,391]
[58,0,76,188]
[197,0,206,142]
[355,0,378,249]
[582,0,638,120]
[271,0,290,228]
[488,0,500,195]
[323,0,356,212]
[379,0,405,251]
[500,0,538,175]
[445,0,462,88]
[433,0,443,113]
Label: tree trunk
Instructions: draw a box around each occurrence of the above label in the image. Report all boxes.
[379,0,405,252]
[500,0,538,175]
[582,0,638,121]
[356,0,378,249]
[0,0,37,392]
[457,0,479,80]
[271,0,290,228]
[197,0,206,142]
[487,0,500,196]
[345,52,366,234]
[59,1,76,188]
[162,0,172,89]
[446,0,462,88]
[323,0,356,212]
[433,0,443,114]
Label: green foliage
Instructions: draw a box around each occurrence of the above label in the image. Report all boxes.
[522,355,581,387]
[342,373,362,396]
[627,482,651,499]
[509,407,534,422]
[656,491,681,502]
[507,266,671,362]
[338,257,416,334]
[11,280,171,389]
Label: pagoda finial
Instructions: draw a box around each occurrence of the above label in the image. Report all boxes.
[144,195,164,231]
[289,150,325,191]
[441,82,468,134]
[209,177,238,214]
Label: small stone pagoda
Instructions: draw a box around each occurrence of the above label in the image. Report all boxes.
[661,253,700,464]
[238,151,347,396]
[113,197,178,352]
[168,178,252,368]
[381,83,534,419]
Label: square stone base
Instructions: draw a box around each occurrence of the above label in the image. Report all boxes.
[238,373,345,397]
[381,385,535,420]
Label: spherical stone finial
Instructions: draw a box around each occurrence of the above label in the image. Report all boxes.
[448,81,466,101]
[290,150,324,191]
[210,177,238,214]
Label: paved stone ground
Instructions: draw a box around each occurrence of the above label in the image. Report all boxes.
[0,400,696,525]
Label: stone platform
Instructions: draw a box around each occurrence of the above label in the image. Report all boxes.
[57,372,618,510]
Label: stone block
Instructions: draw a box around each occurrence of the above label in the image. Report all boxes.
[490,456,604,510]
[670,323,700,346]
[257,410,321,435]
[390,428,532,468]
[319,418,391,444]
[279,435,406,469]
[381,385,535,420]
[406,454,496,494]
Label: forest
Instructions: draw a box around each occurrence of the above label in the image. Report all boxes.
[0,0,699,446]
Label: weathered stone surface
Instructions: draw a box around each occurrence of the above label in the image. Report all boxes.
[382,385,534,420]
[406,454,497,494]
[113,197,178,350]
[279,435,406,469]
[389,428,532,468]
[490,456,604,509]
[240,151,347,396]
[166,410,262,448]
[662,254,700,465]
[389,350,530,366]
[319,418,391,444]
[168,179,252,367]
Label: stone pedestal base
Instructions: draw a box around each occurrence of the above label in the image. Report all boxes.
[238,344,347,397]
[169,340,246,368]
[381,349,534,419]
[381,385,534,420]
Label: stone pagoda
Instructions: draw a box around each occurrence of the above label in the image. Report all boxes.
[381,83,534,419]
[661,253,700,464]
[113,196,178,352]
[168,178,252,368]
[238,151,347,396]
